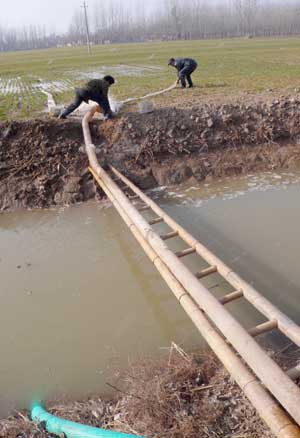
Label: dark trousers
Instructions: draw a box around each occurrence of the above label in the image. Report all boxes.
[179,63,197,88]
[61,89,111,117]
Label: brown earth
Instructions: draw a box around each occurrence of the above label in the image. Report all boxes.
[1,95,300,211]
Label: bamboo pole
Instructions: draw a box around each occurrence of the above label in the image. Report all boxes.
[160,230,179,241]
[148,217,164,225]
[110,166,300,347]
[195,266,218,279]
[175,247,196,258]
[138,205,151,212]
[287,364,300,381]
[219,290,244,305]
[83,108,300,431]
[248,320,278,337]
[89,165,300,438]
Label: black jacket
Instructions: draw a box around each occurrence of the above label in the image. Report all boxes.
[174,58,198,72]
[76,78,112,114]
[83,79,110,98]
[76,79,110,101]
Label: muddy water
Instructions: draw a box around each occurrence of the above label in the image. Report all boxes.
[1,171,300,415]
[0,203,198,415]
[158,171,300,326]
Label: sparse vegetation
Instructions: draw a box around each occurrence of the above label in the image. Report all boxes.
[1,37,300,120]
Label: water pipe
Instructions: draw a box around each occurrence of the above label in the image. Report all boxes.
[31,402,144,438]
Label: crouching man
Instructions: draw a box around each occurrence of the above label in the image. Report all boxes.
[59,75,115,119]
[168,58,198,88]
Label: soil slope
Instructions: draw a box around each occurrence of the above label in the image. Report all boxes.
[1,96,300,211]
[1,346,300,438]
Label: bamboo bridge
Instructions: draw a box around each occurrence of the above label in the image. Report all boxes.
[83,105,300,438]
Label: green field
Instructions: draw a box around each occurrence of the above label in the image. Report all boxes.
[1,37,300,120]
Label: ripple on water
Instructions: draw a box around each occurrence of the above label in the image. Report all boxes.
[151,170,300,207]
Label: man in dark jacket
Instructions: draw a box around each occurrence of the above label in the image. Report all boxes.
[168,58,198,88]
[59,75,115,119]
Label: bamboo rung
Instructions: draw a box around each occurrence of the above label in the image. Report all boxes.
[138,205,151,212]
[123,187,132,193]
[149,217,164,225]
[195,266,218,279]
[287,364,300,381]
[111,176,120,182]
[128,194,139,200]
[248,320,278,337]
[176,247,196,258]
[117,182,127,188]
[219,290,244,305]
[160,231,179,241]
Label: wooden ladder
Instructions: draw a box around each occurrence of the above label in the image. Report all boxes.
[83,106,300,438]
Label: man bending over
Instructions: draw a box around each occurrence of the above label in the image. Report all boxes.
[59,75,115,119]
[168,58,198,88]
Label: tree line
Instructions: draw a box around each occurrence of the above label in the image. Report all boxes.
[1,0,300,52]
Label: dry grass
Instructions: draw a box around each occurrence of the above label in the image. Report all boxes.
[0,346,277,438]
[113,348,273,438]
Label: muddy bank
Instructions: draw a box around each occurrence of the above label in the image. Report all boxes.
[2,345,300,438]
[1,346,292,438]
[1,96,300,211]
[0,119,98,211]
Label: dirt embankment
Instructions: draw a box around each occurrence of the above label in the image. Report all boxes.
[0,349,276,438]
[2,345,299,438]
[2,96,300,211]
[0,120,98,211]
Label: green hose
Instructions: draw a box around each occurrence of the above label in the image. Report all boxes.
[31,402,144,438]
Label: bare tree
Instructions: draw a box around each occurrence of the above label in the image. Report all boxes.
[2,0,300,52]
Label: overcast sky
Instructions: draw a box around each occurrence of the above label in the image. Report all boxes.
[1,0,74,32]
[0,0,160,32]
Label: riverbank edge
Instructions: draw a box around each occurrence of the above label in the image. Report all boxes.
[3,345,298,438]
[1,95,300,212]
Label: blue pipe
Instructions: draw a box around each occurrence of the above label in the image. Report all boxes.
[31,402,144,438]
